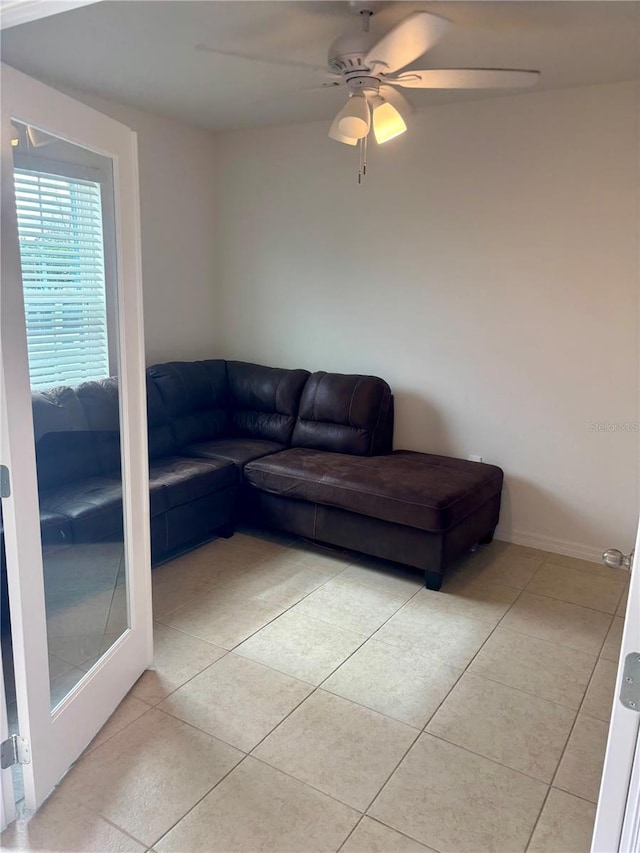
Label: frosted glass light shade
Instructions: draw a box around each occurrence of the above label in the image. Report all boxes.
[336,94,370,139]
[329,113,358,145]
[373,101,407,144]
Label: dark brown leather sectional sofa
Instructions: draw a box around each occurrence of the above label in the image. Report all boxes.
[0,360,504,629]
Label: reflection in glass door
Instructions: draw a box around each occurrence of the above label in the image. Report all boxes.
[10,121,128,711]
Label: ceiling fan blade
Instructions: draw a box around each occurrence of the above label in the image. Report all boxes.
[251,81,344,107]
[365,12,449,75]
[379,84,414,116]
[388,68,540,89]
[195,43,329,73]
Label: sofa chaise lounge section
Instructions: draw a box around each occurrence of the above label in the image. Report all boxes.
[148,362,503,589]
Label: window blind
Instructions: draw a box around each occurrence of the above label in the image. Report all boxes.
[13,168,110,390]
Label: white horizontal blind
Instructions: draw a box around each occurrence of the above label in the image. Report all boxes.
[13,168,109,390]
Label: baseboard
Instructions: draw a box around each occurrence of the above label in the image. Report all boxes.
[494,528,603,564]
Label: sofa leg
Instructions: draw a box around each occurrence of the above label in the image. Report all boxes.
[424,569,443,591]
[217,522,235,539]
[480,529,495,545]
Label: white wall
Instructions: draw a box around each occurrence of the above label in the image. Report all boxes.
[214,81,639,560]
[63,88,218,365]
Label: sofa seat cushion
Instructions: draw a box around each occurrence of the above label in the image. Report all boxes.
[40,511,72,546]
[244,449,504,533]
[183,438,286,467]
[39,476,136,544]
[148,456,238,509]
[0,510,70,549]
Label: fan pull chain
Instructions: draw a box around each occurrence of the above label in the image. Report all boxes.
[357,136,368,184]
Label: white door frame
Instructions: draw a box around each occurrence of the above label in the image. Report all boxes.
[0,644,15,831]
[0,63,152,810]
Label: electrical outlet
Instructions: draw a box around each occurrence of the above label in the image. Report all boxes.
[468,454,483,463]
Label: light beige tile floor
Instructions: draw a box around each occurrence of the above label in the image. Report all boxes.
[2,535,625,852]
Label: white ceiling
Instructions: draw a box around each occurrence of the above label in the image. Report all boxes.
[1,0,639,132]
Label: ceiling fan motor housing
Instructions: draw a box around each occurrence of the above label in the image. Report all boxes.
[328,31,378,75]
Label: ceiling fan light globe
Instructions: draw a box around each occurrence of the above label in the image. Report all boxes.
[338,114,369,138]
[328,114,358,145]
[335,94,370,139]
[372,101,407,144]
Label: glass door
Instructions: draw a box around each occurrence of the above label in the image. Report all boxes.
[1,63,152,810]
[592,527,640,851]
[12,120,129,711]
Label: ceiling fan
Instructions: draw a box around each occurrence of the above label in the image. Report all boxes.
[323,4,540,172]
[196,3,541,181]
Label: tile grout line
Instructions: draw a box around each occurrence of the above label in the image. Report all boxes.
[152,551,275,623]
[134,648,233,707]
[548,612,614,793]
[417,574,518,715]
[160,665,319,752]
[100,814,149,850]
[419,727,555,786]
[248,751,371,818]
[457,667,593,713]
[335,816,366,851]
[466,566,619,654]
[519,559,627,616]
[359,725,423,812]
[522,605,616,851]
[65,702,248,839]
[349,814,446,853]
[356,812,446,853]
[82,696,155,755]
[150,752,251,850]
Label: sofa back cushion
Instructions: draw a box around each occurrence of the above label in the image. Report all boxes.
[75,378,122,474]
[77,375,177,467]
[32,386,100,491]
[226,361,310,444]
[145,375,177,460]
[291,371,393,456]
[147,361,229,449]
